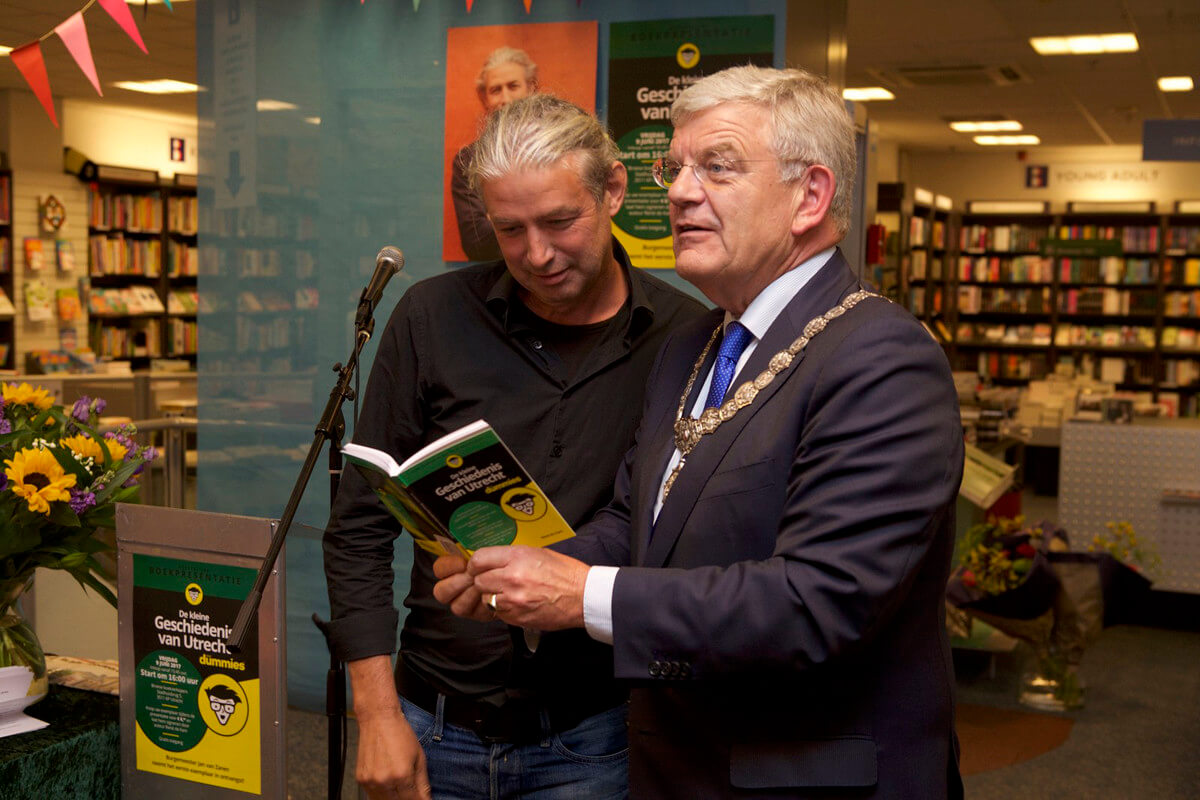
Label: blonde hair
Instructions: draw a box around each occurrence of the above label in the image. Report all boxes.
[468,94,619,202]
[672,65,856,235]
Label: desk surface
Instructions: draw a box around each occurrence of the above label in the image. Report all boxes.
[0,686,119,800]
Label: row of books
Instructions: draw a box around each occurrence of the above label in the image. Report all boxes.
[1162,327,1200,349]
[1056,224,1160,252]
[212,207,317,240]
[89,318,162,358]
[166,240,199,277]
[1163,258,1200,285]
[1162,359,1200,387]
[167,288,201,314]
[909,217,948,249]
[88,285,166,316]
[236,315,293,352]
[1165,227,1200,253]
[167,196,198,235]
[88,189,163,232]
[1164,291,1200,317]
[957,255,1052,283]
[956,322,1156,348]
[961,350,1050,380]
[958,285,1051,314]
[908,286,944,316]
[1058,257,1156,284]
[1057,288,1158,315]
[89,234,162,276]
[167,318,198,355]
[960,224,1049,253]
[958,322,1052,346]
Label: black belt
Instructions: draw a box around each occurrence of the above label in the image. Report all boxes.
[396,660,623,744]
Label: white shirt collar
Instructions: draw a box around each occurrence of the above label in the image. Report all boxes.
[722,247,837,339]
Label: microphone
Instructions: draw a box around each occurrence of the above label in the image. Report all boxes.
[355,246,405,337]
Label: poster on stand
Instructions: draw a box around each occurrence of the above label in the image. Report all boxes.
[607,16,775,269]
[132,554,262,795]
[442,22,598,263]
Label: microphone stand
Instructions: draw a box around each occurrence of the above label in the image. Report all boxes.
[227,299,381,800]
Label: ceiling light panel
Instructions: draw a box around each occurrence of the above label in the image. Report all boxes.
[950,120,1024,132]
[1158,76,1194,92]
[112,79,201,94]
[1029,33,1138,55]
[974,135,1041,146]
[842,87,895,101]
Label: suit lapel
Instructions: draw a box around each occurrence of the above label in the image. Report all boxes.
[642,251,861,567]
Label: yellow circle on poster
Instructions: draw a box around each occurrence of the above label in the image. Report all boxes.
[198,674,250,737]
[445,454,464,469]
[676,42,701,69]
[499,486,547,522]
[185,582,204,606]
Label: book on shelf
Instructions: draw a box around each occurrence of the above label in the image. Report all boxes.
[343,419,575,558]
[24,237,46,272]
[0,287,15,316]
[55,286,83,321]
[24,279,52,321]
[56,239,77,273]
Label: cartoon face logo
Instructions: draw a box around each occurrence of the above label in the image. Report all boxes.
[445,454,464,469]
[198,675,250,736]
[506,492,537,516]
[206,684,242,725]
[185,582,203,605]
[676,43,700,69]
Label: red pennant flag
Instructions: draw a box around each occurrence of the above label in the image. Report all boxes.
[10,42,58,127]
[523,0,532,12]
[96,0,149,53]
[466,0,474,11]
[55,12,103,97]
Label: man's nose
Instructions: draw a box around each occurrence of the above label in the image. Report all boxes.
[667,164,704,205]
[526,229,554,266]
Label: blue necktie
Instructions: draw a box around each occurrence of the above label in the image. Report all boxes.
[704,321,753,409]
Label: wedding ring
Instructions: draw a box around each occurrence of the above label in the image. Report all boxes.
[486,593,498,611]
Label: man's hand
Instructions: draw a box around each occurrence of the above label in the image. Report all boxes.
[431,554,492,622]
[434,545,589,631]
[348,657,432,800]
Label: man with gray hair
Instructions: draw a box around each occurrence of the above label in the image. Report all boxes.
[436,65,965,799]
[451,46,539,260]
[324,94,706,799]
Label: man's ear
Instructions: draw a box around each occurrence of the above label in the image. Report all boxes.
[604,161,629,217]
[791,164,836,237]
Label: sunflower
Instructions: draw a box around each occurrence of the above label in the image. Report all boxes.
[61,434,104,464]
[1,382,55,412]
[4,448,78,515]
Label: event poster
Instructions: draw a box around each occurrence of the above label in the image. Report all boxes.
[132,554,262,795]
[442,22,598,262]
[608,16,775,268]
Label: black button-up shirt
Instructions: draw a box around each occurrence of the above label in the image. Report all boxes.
[323,240,706,703]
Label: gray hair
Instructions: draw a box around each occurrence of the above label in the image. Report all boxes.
[671,65,857,235]
[468,94,620,202]
[476,46,539,93]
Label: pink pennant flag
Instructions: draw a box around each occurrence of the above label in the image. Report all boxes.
[96,0,149,53]
[55,12,103,96]
[10,42,58,127]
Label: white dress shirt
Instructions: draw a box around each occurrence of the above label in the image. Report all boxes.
[582,248,836,643]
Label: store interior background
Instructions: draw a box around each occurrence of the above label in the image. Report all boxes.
[2,0,1199,795]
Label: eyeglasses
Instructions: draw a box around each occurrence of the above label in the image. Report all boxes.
[651,157,801,189]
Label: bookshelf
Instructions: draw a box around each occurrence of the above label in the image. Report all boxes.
[949,201,1200,415]
[84,168,198,366]
[0,171,12,369]
[872,183,957,331]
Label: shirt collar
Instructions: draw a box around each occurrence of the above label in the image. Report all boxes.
[485,237,651,338]
[722,247,836,340]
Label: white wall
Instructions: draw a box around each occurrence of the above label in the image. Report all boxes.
[63,99,198,178]
[902,145,1200,211]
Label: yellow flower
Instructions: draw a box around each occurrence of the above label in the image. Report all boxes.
[61,434,102,463]
[4,447,77,515]
[2,382,55,411]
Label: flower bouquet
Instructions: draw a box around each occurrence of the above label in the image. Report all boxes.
[1,382,156,724]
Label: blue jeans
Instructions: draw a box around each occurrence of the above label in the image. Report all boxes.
[399,695,628,800]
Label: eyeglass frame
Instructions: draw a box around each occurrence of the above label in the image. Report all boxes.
[651,156,809,189]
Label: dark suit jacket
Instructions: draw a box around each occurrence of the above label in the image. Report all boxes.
[562,250,965,799]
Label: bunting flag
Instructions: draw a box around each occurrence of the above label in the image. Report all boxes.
[523,0,532,12]
[55,12,103,96]
[466,0,474,11]
[96,0,149,54]
[414,0,421,11]
[10,42,58,127]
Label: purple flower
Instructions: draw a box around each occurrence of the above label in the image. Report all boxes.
[69,488,97,514]
[0,418,10,435]
[143,446,159,462]
[71,396,91,422]
[91,398,107,415]
[0,472,7,491]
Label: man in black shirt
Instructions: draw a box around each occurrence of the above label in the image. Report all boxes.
[323,94,706,800]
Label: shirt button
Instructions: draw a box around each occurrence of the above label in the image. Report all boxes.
[551,444,564,457]
[531,339,543,350]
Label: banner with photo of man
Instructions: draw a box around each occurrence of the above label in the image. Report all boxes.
[608,16,775,269]
[442,22,598,263]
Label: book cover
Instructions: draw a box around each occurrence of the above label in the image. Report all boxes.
[56,239,76,273]
[24,279,53,321]
[0,287,15,316]
[343,419,575,557]
[24,237,46,272]
[56,286,82,321]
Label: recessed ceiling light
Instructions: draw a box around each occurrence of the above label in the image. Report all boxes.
[0,45,13,56]
[257,99,298,111]
[842,87,895,101]
[112,79,200,94]
[974,134,1041,146]
[1029,33,1138,55]
[1158,76,1194,92]
[305,117,321,126]
[950,120,1024,132]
